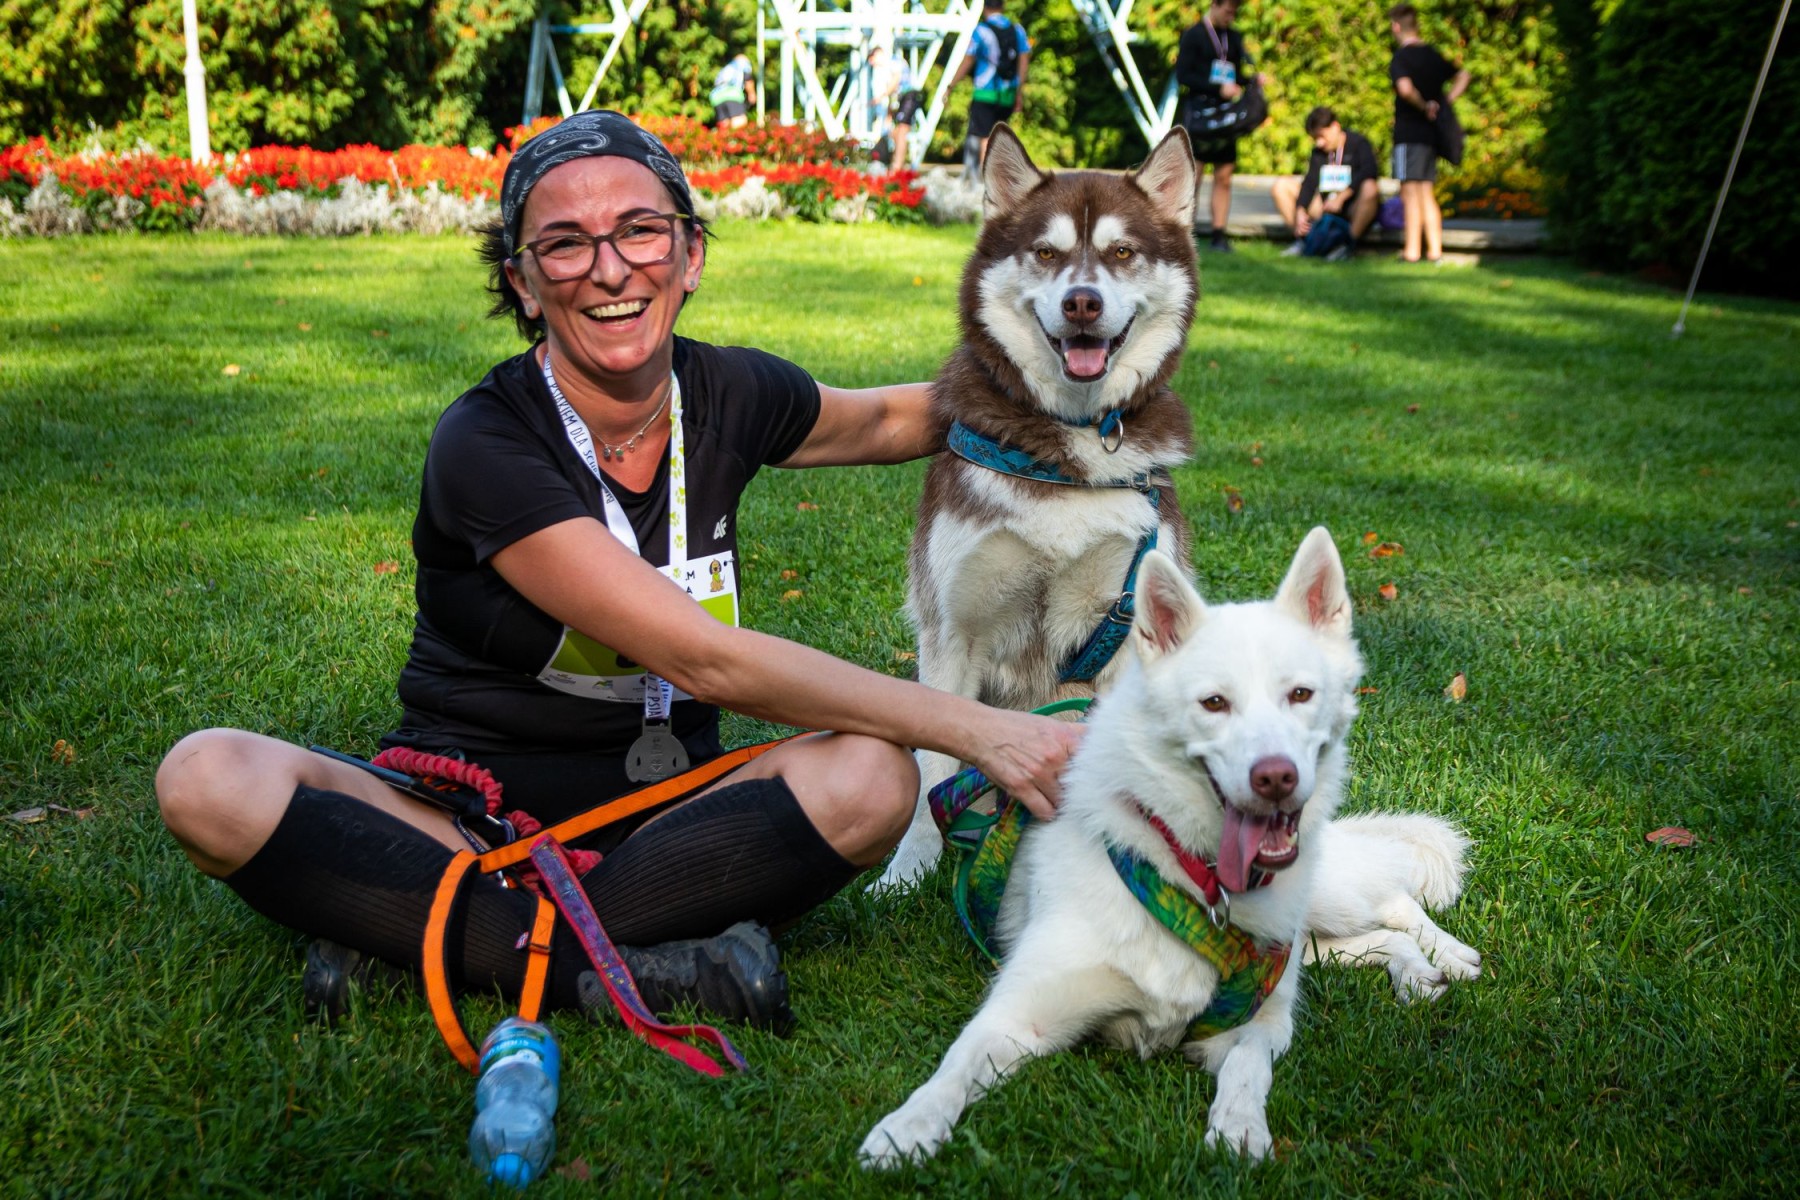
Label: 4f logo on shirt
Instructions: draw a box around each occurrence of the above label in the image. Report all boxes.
[713,515,728,540]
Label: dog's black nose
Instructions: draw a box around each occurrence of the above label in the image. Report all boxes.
[1062,287,1103,325]
[1249,756,1298,803]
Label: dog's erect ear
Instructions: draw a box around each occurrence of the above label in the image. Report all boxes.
[1132,549,1207,661]
[1129,127,1197,230]
[1274,527,1352,640]
[982,124,1044,221]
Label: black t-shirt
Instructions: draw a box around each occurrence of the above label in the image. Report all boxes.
[1389,42,1457,146]
[1174,20,1252,102]
[388,337,820,756]
[1297,129,1380,209]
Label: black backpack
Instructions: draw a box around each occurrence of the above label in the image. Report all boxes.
[993,20,1020,82]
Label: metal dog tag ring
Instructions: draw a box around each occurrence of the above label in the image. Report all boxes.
[1099,415,1125,454]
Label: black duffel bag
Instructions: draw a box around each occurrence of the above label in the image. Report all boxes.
[1434,98,1465,166]
[1180,79,1268,141]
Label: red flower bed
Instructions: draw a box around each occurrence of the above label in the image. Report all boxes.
[2,116,915,233]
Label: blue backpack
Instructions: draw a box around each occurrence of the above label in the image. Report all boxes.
[1301,212,1352,257]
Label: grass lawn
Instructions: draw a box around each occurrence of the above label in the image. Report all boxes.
[2,223,1796,1198]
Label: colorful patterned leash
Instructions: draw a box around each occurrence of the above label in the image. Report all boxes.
[527,836,748,1077]
[928,697,1092,963]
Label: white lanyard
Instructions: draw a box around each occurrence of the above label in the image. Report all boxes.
[541,350,687,726]
[1203,17,1228,60]
[541,349,685,575]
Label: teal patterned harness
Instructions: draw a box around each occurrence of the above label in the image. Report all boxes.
[929,699,1291,1041]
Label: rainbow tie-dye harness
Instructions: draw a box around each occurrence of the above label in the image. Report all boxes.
[928,700,1291,1041]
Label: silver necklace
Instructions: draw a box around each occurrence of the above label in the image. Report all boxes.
[596,390,671,461]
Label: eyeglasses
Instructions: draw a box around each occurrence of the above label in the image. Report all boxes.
[517,213,691,280]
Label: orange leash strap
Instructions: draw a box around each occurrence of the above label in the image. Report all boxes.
[419,737,794,1070]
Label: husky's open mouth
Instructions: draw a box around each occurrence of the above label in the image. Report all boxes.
[1044,317,1133,382]
[1216,806,1301,894]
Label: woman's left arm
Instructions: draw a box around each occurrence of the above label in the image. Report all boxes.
[776,381,941,468]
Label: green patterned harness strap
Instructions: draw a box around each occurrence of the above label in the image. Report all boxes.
[1105,847,1291,1040]
[927,697,1290,1040]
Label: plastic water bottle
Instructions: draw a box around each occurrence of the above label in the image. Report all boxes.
[468,1017,560,1188]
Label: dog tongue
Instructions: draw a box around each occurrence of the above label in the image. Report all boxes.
[1216,807,1273,895]
[1060,337,1108,379]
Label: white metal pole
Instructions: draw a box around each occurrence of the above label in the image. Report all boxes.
[181,0,211,162]
[1672,0,1790,337]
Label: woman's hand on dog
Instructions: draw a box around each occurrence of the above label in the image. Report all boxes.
[966,709,1085,820]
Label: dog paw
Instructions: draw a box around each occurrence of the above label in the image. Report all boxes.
[1423,933,1482,980]
[1204,1107,1273,1162]
[1391,960,1449,1003]
[859,1104,954,1169]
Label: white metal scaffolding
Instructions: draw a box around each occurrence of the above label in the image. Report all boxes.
[521,1,1178,165]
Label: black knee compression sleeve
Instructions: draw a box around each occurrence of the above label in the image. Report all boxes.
[223,785,543,996]
[573,775,859,947]
[223,777,858,1011]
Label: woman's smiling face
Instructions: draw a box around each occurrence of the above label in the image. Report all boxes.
[504,155,703,388]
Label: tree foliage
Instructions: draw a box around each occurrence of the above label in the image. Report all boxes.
[3,0,1559,202]
[1544,0,1798,292]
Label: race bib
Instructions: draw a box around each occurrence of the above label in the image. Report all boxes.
[1320,163,1353,193]
[537,551,741,702]
[1209,59,1236,87]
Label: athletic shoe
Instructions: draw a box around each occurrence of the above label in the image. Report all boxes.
[302,938,411,1024]
[586,921,794,1035]
[1208,232,1234,254]
[1280,241,1306,257]
[1324,244,1354,263]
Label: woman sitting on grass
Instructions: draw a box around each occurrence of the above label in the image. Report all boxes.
[154,111,1080,1032]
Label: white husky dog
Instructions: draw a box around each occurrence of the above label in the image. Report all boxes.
[860,531,1481,1168]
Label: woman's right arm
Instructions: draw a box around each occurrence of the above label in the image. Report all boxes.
[489,516,1083,818]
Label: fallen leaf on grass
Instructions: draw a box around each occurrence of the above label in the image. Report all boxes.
[1444,672,1468,702]
[372,561,400,575]
[1498,278,1514,289]
[1357,686,1379,695]
[297,322,312,332]
[1208,360,1219,370]
[1369,541,1404,559]
[893,650,917,662]
[1378,582,1399,600]
[1222,486,1244,514]
[1645,826,1697,848]
[52,739,76,766]
[781,589,804,601]
[1406,404,1420,414]
[1736,587,1752,595]
[370,329,389,339]
[1250,456,1263,467]
[779,569,799,580]
[556,1158,592,1181]
[48,804,95,819]
[222,364,242,376]
[5,808,46,824]
[1361,531,1380,545]
[796,501,819,512]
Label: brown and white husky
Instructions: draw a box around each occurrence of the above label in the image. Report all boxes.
[876,123,1202,890]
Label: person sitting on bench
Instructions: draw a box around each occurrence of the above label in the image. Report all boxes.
[1271,106,1381,259]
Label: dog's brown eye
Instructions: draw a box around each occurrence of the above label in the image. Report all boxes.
[1200,695,1229,713]
[1035,247,1056,262]
[1114,245,1135,261]
[1289,687,1314,704]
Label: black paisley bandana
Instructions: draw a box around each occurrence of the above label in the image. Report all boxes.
[500,110,696,255]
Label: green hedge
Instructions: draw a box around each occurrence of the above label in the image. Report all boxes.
[1544,0,1798,293]
[3,0,1558,201]
[0,0,537,153]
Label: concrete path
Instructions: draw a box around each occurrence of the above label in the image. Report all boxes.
[1205,173,1544,251]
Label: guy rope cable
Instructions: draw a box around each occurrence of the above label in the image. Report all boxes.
[1671,0,1790,338]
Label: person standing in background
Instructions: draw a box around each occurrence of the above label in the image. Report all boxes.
[946,0,1031,175]
[1387,4,1471,263]
[1174,0,1271,252]
[710,52,758,130]
[868,45,924,170]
